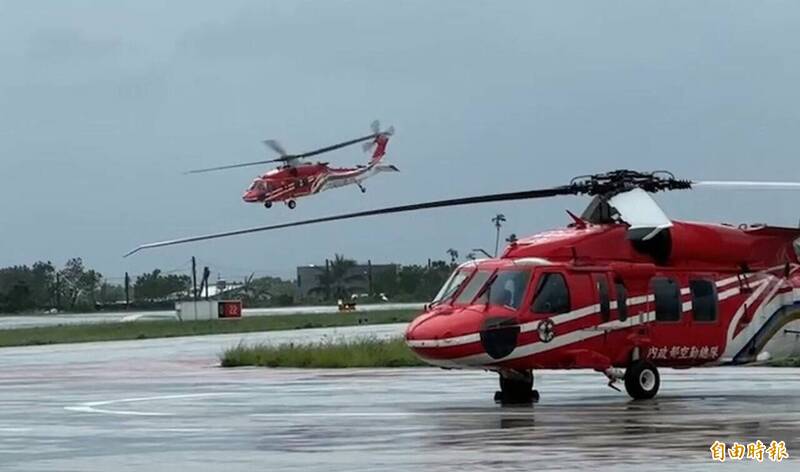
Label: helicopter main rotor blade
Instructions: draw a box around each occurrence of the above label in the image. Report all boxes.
[184,159,285,175]
[692,180,800,190]
[263,139,289,157]
[296,133,381,159]
[125,185,577,256]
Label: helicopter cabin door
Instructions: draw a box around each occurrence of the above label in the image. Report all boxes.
[589,272,628,347]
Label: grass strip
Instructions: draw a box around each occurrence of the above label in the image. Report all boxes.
[220,336,426,368]
[0,309,418,348]
[767,357,800,367]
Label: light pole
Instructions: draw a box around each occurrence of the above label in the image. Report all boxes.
[491,214,506,256]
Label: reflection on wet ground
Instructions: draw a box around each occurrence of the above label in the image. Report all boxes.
[0,326,797,471]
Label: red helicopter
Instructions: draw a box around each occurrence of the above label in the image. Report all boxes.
[127,170,800,403]
[187,121,397,209]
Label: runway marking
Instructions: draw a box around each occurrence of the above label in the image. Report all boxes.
[65,393,234,416]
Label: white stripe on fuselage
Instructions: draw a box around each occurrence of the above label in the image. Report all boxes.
[446,280,756,366]
[407,274,765,350]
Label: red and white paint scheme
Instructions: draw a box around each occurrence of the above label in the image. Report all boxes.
[405,220,800,401]
[242,135,397,209]
[128,170,800,402]
[187,121,397,209]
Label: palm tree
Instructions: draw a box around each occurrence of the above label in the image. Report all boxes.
[315,254,364,300]
[446,248,459,264]
[492,214,507,256]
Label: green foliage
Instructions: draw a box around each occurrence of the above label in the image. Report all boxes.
[97,282,126,304]
[133,269,191,302]
[59,258,102,310]
[376,260,453,301]
[0,261,56,312]
[312,254,365,300]
[0,309,419,347]
[767,357,800,367]
[231,275,296,307]
[220,337,426,368]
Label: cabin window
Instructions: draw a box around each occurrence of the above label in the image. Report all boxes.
[690,279,718,322]
[454,270,492,305]
[596,277,610,322]
[651,277,681,322]
[532,273,571,314]
[616,282,628,322]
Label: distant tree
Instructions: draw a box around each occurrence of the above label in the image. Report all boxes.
[133,269,190,301]
[234,275,296,306]
[0,280,34,312]
[97,282,125,304]
[59,258,102,310]
[446,248,459,264]
[371,269,399,298]
[30,261,56,307]
[312,254,365,300]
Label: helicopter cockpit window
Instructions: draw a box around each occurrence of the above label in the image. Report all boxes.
[249,180,266,192]
[531,273,571,314]
[454,270,492,305]
[474,269,532,310]
[431,269,472,305]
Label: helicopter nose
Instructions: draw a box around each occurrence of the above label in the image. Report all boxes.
[406,309,519,364]
[242,191,261,202]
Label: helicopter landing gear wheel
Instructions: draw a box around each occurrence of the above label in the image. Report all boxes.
[287,200,296,209]
[263,201,272,209]
[624,360,660,400]
[494,370,538,405]
[358,183,366,193]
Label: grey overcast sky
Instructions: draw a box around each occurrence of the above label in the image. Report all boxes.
[1,0,799,281]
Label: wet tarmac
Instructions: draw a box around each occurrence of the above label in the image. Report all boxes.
[0,302,422,329]
[0,324,798,471]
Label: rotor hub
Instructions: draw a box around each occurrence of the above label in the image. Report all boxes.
[570,169,692,197]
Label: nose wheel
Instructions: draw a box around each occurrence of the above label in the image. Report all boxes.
[494,370,538,405]
[263,201,272,209]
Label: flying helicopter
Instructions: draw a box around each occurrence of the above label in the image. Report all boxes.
[186,121,397,209]
[127,170,800,404]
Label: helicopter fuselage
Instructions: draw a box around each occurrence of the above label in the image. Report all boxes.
[405,221,800,377]
[242,135,396,207]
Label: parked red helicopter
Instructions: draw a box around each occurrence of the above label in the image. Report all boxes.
[186,121,397,209]
[127,170,800,403]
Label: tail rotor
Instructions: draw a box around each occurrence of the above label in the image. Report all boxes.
[363,120,395,153]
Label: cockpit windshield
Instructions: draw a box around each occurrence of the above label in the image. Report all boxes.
[248,180,267,192]
[431,268,472,305]
[454,270,493,305]
[474,269,532,309]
